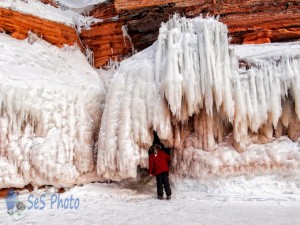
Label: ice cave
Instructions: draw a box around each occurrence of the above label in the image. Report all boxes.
[0,14,300,188]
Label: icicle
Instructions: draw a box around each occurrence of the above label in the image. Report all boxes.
[85,47,94,67]
[0,33,105,188]
[96,15,300,180]
[121,25,135,54]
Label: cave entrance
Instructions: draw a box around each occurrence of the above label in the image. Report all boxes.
[153,131,162,146]
[151,131,170,155]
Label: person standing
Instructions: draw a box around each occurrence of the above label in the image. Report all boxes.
[148,144,172,200]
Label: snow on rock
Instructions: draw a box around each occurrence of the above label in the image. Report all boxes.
[56,0,107,9]
[0,33,106,188]
[97,15,300,180]
[0,0,101,29]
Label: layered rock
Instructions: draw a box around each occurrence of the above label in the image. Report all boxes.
[80,1,132,68]
[116,0,300,50]
[79,0,300,66]
[90,1,117,20]
[1,0,300,68]
[0,7,80,47]
[0,2,132,68]
[222,9,300,44]
[80,21,132,68]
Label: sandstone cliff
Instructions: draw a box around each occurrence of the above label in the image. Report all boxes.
[80,2,132,68]
[0,0,299,68]
[117,0,300,50]
[0,7,80,47]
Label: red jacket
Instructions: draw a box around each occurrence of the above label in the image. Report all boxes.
[148,150,170,176]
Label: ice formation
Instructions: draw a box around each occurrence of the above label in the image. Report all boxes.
[0,33,106,188]
[96,15,300,180]
[0,14,300,187]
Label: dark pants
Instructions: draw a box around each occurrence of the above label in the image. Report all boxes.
[156,172,172,197]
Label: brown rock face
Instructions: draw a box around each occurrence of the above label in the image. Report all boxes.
[82,0,300,65]
[90,1,118,20]
[39,0,59,8]
[222,8,300,44]
[243,38,271,45]
[0,3,132,68]
[116,0,300,50]
[0,7,81,48]
[80,21,132,68]
[1,0,300,68]
[114,0,205,12]
[79,1,132,68]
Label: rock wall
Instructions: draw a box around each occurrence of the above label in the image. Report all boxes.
[86,0,300,65]
[0,0,300,68]
[0,2,132,68]
[80,2,132,68]
[117,0,300,50]
[80,21,132,68]
[0,8,80,47]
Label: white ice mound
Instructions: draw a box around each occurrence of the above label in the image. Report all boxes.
[0,34,106,188]
[97,15,300,180]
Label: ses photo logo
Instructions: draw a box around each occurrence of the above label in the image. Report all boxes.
[5,189,80,221]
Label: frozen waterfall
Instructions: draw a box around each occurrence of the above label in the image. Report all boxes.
[97,15,300,180]
[0,34,106,188]
[0,15,300,188]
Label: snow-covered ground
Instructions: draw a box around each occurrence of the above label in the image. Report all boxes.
[1,173,300,225]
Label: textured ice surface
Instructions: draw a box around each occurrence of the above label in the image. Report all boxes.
[1,15,300,187]
[97,15,300,180]
[0,33,106,188]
